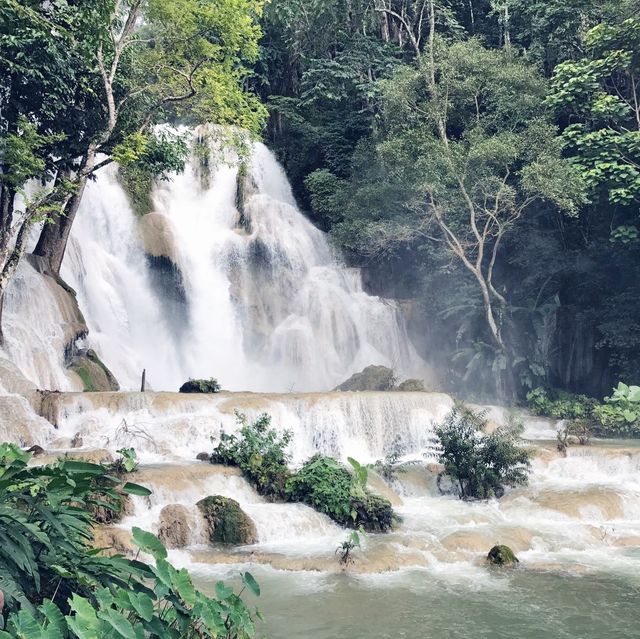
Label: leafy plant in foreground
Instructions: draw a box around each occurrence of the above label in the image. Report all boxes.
[0,443,261,638]
[336,531,361,568]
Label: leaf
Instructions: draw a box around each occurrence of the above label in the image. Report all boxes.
[242,571,260,597]
[121,482,152,497]
[131,527,167,559]
[98,608,137,639]
[172,568,196,606]
[128,592,155,622]
[215,581,233,601]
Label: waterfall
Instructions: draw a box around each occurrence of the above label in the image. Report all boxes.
[58,130,427,392]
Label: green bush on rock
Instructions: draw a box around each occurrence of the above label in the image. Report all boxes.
[179,377,221,393]
[435,405,531,500]
[285,454,395,532]
[211,411,292,499]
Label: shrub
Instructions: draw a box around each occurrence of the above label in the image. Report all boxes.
[179,377,221,393]
[592,382,640,437]
[434,405,531,500]
[526,387,597,420]
[285,454,395,532]
[373,436,407,482]
[211,411,292,499]
[0,443,260,637]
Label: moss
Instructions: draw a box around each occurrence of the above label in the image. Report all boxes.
[196,496,257,545]
[334,365,397,391]
[118,165,154,217]
[487,544,519,566]
[395,378,425,391]
[72,365,96,392]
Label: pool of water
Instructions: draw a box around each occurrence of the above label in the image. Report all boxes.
[195,565,640,638]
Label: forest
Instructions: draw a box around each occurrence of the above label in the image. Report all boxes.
[3,0,639,406]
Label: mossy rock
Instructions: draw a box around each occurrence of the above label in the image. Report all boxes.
[179,378,221,393]
[69,349,119,392]
[395,378,425,392]
[196,496,257,545]
[334,365,396,392]
[487,544,519,566]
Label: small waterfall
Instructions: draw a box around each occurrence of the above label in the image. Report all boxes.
[59,130,427,392]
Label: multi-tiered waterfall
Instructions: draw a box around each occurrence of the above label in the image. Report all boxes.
[49,131,424,392]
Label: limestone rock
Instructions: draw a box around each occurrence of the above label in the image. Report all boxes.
[69,349,119,392]
[196,495,257,545]
[139,212,178,262]
[158,504,193,549]
[334,365,396,392]
[487,544,519,566]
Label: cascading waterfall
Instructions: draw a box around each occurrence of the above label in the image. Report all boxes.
[59,129,427,392]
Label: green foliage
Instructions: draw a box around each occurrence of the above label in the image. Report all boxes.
[0,443,261,637]
[336,530,361,568]
[592,382,640,436]
[373,437,407,483]
[435,405,532,500]
[285,454,395,532]
[110,447,138,475]
[211,412,292,499]
[179,378,222,393]
[526,387,598,420]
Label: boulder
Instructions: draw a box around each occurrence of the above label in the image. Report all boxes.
[179,378,221,393]
[487,544,519,566]
[69,349,119,392]
[157,504,192,549]
[196,496,257,545]
[196,452,211,462]
[395,378,425,392]
[334,365,396,392]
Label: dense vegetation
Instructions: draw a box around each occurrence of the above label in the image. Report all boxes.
[0,444,260,638]
[527,382,640,437]
[435,404,531,499]
[210,412,395,531]
[256,0,640,402]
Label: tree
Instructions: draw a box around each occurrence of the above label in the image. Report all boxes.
[434,404,531,499]
[0,0,267,336]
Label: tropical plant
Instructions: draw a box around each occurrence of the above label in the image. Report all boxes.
[211,412,292,499]
[336,530,361,568]
[0,443,261,637]
[434,405,531,499]
[592,382,640,436]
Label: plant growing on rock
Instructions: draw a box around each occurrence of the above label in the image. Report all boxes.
[434,405,531,500]
[211,411,292,499]
[285,454,395,532]
[179,378,222,393]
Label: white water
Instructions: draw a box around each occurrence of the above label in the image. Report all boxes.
[57,131,426,392]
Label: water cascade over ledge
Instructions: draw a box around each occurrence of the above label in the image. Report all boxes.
[48,129,428,393]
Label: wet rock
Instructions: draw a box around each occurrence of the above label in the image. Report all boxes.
[158,504,192,549]
[334,365,396,392]
[179,378,221,393]
[93,527,135,557]
[71,433,83,448]
[25,445,45,456]
[395,378,425,392]
[196,452,211,462]
[487,544,519,566]
[69,348,119,392]
[196,495,257,545]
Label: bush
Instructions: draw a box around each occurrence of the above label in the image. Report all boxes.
[211,411,292,499]
[434,405,531,500]
[179,377,221,393]
[0,443,260,637]
[285,454,395,532]
[526,387,598,420]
